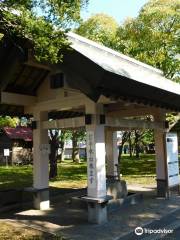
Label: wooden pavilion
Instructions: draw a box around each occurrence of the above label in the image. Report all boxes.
[0,32,180,223]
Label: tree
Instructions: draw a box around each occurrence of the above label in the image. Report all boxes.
[58,130,72,162]
[0,0,88,63]
[114,0,180,81]
[118,131,131,162]
[49,130,59,179]
[75,13,118,48]
[72,129,86,163]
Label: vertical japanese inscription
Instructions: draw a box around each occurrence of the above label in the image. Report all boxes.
[86,131,96,187]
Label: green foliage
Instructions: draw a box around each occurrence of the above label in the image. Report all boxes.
[0,0,88,63]
[115,0,180,80]
[0,160,87,189]
[120,154,156,185]
[0,116,18,128]
[166,112,180,131]
[75,13,118,48]
[76,1,179,81]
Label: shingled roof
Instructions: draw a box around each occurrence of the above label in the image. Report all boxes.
[4,127,32,141]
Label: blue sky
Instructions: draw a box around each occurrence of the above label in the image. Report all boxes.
[81,0,149,24]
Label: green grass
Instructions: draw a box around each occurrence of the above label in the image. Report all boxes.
[50,160,87,189]
[0,160,87,190]
[0,155,180,189]
[0,165,33,189]
[120,154,156,186]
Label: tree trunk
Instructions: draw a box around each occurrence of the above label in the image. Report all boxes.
[72,147,80,163]
[134,130,140,159]
[118,145,123,163]
[49,130,59,179]
[72,131,80,163]
[59,140,65,163]
[118,131,131,163]
[128,132,133,157]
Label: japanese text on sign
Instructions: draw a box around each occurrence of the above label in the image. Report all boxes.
[86,131,96,186]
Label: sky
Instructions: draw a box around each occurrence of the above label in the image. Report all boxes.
[81,0,149,24]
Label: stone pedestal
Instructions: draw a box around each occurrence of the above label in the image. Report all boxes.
[82,195,112,224]
[107,180,128,199]
[88,203,107,224]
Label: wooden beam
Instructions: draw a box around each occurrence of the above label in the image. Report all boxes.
[43,116,85,129]
[34,95,87,112]
[107,104,167,117]
[42,114,165,130]
[106,116,165,130]
[1,92,37,106]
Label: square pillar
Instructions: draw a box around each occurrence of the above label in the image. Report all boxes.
[33,111,50,210]
[86,126,106,198]
[105,130,118,179]
[154,113,168,197]
[85,101,108,224]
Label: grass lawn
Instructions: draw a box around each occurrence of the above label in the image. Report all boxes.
[0,154,180,189]
[120,154,156,186]
[0,160,87,190]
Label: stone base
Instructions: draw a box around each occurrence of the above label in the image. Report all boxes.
[107,179,128,199]
[157,179,168,198]
[88,203,107,224]
[32,188,50,210]
[169,185,180,196]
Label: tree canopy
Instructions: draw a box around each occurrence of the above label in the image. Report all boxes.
[115,0,180,81]
[75,13,118,48]
[0,0,88,63]
[76,0,179,81]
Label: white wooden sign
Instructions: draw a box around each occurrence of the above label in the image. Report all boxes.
[166,133,179,187]
[4,149,10,157]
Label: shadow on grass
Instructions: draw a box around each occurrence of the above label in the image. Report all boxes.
[0,166,33,189]
[0,160,87,190]
[120,154,156,176]
[51,161,87,182]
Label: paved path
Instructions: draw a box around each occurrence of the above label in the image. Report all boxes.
[1,186,180,240]
[118,208,180,240]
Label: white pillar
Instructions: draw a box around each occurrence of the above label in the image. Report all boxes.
[105,130,118,179]
[33,111,50,210]
[86,125,106,198]
[85,101,107,224]
[154,113,167,197]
